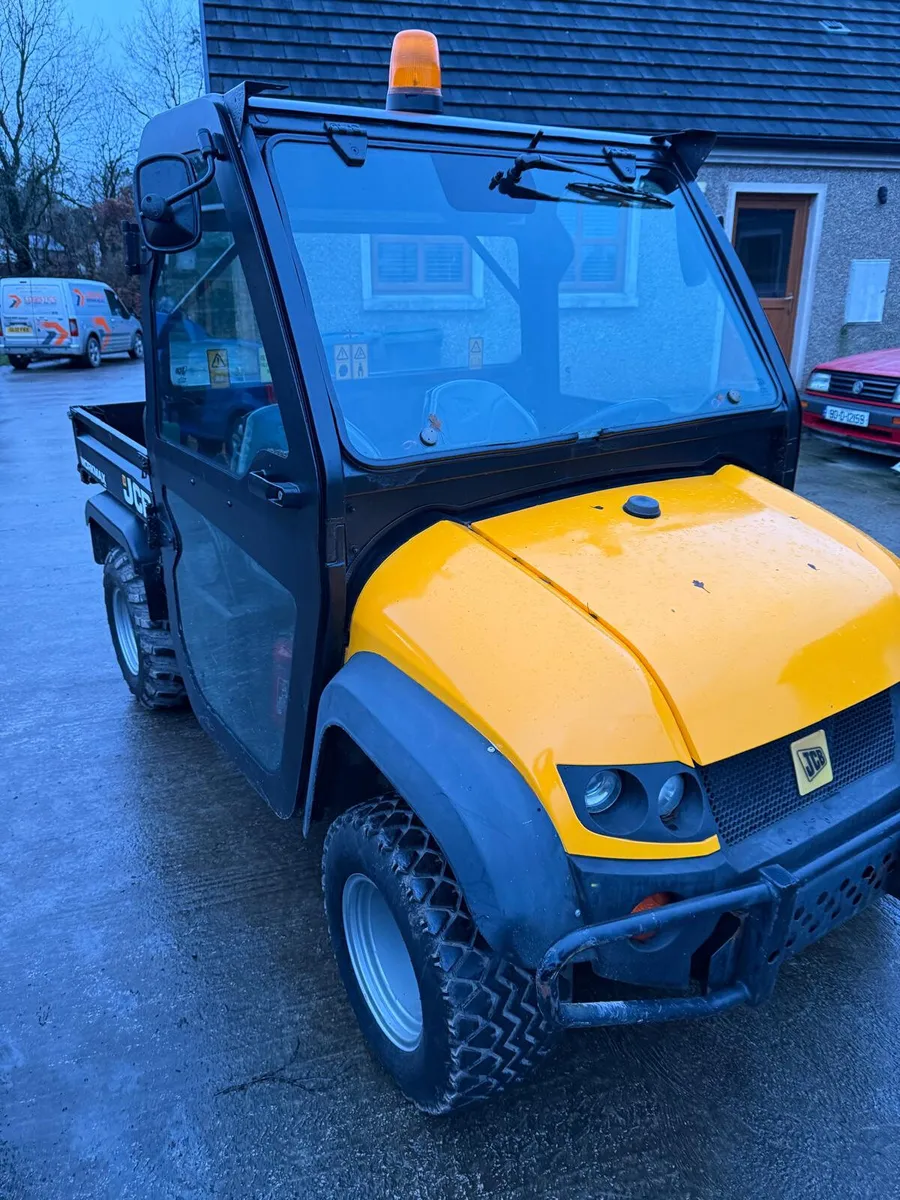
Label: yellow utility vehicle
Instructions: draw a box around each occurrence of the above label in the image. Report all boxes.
[70,31,900,1112]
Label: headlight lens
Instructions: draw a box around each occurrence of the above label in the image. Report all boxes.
[584,769,622,814]
[807,371,831,392]
[657,774,686,820]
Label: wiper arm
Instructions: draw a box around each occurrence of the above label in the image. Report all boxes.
[565,180,673,209]
[489,152,673,209]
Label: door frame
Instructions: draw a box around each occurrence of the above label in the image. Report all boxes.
[723,182,827,379]
[137,94,333,818]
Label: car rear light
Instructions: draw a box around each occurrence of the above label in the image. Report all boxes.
[69,318,78,337]
[800,399,808,408]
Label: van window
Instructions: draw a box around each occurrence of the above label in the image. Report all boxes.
[104,289,129,318]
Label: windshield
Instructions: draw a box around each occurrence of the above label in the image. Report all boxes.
[268,140,778,461]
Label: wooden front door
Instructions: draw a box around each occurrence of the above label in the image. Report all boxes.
[732,194,811,361]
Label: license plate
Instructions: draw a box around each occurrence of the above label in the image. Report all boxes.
[823,405,869,428]
[5,324,31,335]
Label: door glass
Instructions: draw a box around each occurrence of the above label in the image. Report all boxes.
[168,493,296,770]
[153,204,286,473]
[734,208,796,298]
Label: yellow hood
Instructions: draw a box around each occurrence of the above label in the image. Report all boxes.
[474,465,900,764]
[348,465,900,859]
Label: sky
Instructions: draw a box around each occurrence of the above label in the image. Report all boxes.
[69,0,154,62]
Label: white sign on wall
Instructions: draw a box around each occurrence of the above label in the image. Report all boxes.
[844,258,890,323]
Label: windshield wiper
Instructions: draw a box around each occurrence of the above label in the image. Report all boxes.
[489,153,673,209]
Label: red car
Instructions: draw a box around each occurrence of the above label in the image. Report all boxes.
[802,348,900,456]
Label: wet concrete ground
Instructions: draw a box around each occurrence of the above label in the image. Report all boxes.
[1,359,899,1200]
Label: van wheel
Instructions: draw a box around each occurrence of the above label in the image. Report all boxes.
[103,547,187,710]
[323,795,556,1114]
[128,331,143,360]
[9,355,30,370]
[82,335,102,369]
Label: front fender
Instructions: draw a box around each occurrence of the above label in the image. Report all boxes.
[304,652,583,968]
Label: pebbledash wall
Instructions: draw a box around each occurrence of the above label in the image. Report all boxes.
[698,155,900,384]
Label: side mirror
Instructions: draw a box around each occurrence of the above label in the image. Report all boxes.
[134,154,201,253]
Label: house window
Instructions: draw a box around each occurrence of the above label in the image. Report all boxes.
[560,207,628,293]
[371,235,472,294]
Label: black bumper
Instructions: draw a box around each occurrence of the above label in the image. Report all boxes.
[537,804,900,1028]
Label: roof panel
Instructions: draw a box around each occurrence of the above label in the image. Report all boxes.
[202,0,900,143]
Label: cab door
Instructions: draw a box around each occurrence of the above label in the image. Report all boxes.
[144,162,325,818]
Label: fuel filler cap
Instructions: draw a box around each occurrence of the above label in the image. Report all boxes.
[623,494,661,519]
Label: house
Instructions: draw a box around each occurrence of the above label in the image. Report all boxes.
[200,0,900,383]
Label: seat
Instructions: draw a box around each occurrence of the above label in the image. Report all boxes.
[422,380,538,449]
[232,402,380,472]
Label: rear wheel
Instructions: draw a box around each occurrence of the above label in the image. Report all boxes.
[103,547,187,710]
[128,331,143,360]
[82,334,101,369]
[9,355,30,370]
[322,795,556,1114]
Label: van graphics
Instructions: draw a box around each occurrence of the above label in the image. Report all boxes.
[8,293,58,306]
[72,288,105,306]
[92,316,112,348]
[121,474,152,517]
[40,321,69,346]
[79,455,107,486]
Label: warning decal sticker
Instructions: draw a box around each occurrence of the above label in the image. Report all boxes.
[207,348,230,388]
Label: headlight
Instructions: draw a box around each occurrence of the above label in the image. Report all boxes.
[807,371,831,392]
[584,769,622,814]
[657,774,686,820]
[893,384,900,404]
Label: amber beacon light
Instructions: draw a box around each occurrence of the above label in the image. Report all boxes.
[386,29,443,113]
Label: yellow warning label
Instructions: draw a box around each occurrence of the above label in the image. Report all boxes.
[207,348,230,388]
[468,337,484,369]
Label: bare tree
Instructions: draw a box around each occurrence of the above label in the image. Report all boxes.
[116,0,204,123]
[0,0,91,274]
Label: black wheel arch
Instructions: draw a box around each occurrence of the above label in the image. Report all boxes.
[86,493,168,623]
[304,651,583,968]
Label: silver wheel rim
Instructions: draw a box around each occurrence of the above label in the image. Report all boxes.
[113,588,140,676]
[134,334,143,359]
[89,340,100,366]
[342,873,422,1051]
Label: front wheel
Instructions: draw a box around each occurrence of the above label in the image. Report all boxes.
[103,547,187,710]
[8,355,30,370]
[128,331,143,360]
[323,796,556,1114]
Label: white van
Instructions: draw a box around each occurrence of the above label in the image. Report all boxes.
[0,278,142,369]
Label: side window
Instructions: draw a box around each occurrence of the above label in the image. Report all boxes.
[152,212,287,473]
[105,289,124,317]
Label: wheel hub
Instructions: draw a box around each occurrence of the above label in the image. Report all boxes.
[112,588,139,676]
[342,873,423,1051]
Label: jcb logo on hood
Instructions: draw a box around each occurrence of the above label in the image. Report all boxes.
[790,730,833,797]
[121,474,151,518]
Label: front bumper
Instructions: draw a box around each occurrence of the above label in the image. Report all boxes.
[802,397,900,456]
[537,804,900,1027]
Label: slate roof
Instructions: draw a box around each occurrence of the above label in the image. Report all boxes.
[201,0,900,144]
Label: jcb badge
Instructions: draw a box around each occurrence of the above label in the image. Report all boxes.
[790,729,834,797]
